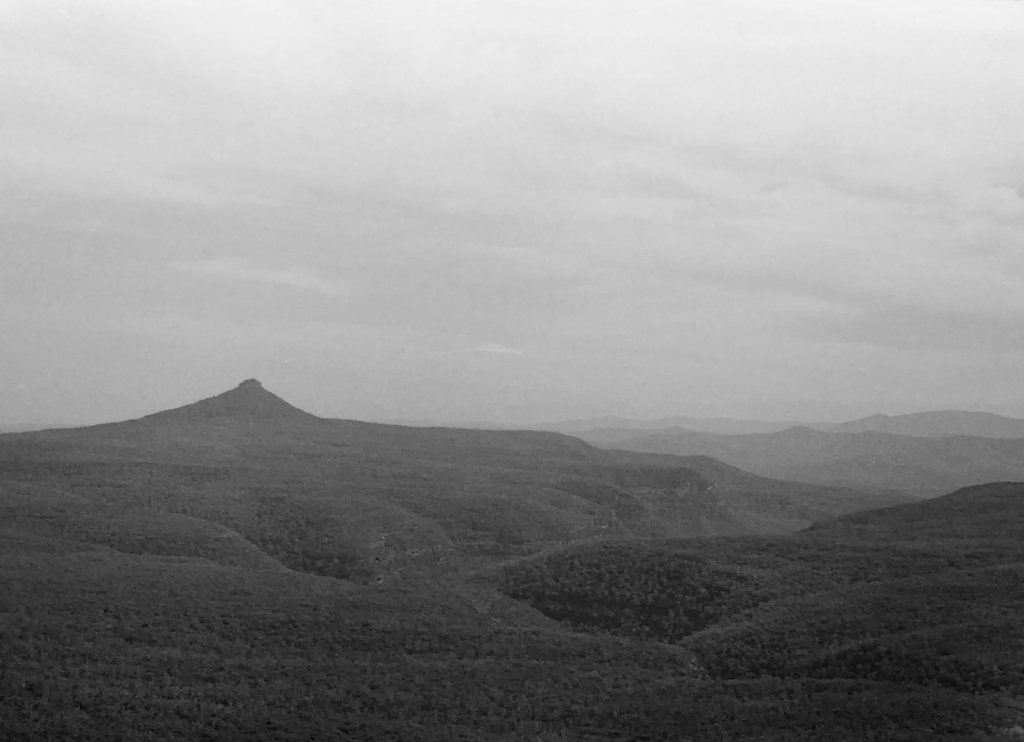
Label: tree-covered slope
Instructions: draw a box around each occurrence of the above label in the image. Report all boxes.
[493,483,1024,739]
[4,530,1019,741]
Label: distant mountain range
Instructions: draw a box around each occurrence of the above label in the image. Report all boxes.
[11,396,1021,504]
[592,425,1024,497]
[13,407,1024,439]
[816,410,1024,438]
[382,410,1024,497]
[389,409,1024,439]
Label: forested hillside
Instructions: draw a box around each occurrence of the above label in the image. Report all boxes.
[3,384,1022,739]
[492,483,1024,739]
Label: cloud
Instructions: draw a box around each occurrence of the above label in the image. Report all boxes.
[476,343,524,355]
[791,302,1024,354]
[963,184,1024,220]
[5,0,1024,424]
[5,0,1023,216]
[172,258,348,297]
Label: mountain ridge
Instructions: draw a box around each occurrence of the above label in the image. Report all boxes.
[135,378,320,425]
[1,380,912,580]
[817,409,1024,438]
[598,425,1024,497]
[17,405,1024,440]
[389,409,1024,446]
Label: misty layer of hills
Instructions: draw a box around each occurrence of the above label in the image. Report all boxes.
[3,381,1024,740]
[570,413,1024,498]
[390,409,1024,498]
[397,408,1024,438]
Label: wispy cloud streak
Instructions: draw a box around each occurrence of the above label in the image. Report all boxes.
[476,343,524,356]
[172,258,348,297]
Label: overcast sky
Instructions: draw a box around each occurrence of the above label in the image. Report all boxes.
[2,0,1024,425]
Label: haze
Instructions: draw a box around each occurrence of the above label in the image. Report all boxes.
[3,0,1023,426]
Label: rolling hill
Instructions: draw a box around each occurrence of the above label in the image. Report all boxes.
[489,481,1024,739]
[805,480,1024,543]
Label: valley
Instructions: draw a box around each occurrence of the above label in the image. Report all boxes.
[8,3,1022,738]
[2,381,1023,739]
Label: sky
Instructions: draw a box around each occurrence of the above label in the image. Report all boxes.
[2,0,1024,426]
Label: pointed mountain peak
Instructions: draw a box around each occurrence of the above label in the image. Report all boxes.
[137,380,319,426]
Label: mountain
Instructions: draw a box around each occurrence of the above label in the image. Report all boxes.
[596,426,1024,497]
[134,378,320,424]
[815,410,1024,438]
[53,378,321,434]
[1,380,906,584]
[4,383,1023,740]
[520,409,1024,445]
